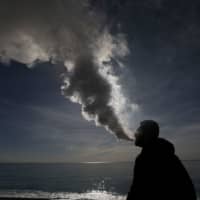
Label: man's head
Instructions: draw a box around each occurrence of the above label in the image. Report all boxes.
[134,120,159,147]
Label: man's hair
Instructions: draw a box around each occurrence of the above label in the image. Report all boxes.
[140,120,159,138]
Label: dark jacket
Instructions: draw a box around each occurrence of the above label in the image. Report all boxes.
[127,138,196,200]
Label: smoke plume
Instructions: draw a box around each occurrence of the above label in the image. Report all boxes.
[0,0,138,140]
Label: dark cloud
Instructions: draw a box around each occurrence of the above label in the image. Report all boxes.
[121,0,200,48]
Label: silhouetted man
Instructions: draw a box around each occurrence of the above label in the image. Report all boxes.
[127,120,196,200]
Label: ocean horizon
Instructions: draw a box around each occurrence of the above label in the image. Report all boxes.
[0,161,199,200]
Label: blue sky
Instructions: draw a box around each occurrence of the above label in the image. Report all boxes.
[0,0,200,162]
[0,62,135,162]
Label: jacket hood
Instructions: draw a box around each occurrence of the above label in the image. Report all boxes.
[143,138,175,155]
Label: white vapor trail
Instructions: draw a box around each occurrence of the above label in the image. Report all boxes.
[0,0,139,140]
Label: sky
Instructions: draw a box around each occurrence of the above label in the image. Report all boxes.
[0,0,200,162]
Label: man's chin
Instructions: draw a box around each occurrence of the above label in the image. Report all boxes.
[134,140,139,146]
[135,140,143,147]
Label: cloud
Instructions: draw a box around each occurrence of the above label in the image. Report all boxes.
[0,0,97,64]
[0,0,140,140]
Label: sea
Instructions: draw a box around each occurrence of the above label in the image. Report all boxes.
[0,161,199,200]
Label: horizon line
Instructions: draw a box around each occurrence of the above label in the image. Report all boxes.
[0,159,200,164]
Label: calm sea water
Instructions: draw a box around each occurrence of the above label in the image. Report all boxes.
[0,161,199,199]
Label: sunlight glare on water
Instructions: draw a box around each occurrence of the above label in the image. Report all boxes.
[50,190,126,200]
[0,190,126,200]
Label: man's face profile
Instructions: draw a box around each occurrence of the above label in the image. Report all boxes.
[134,126,144,147]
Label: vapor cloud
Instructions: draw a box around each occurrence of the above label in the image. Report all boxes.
[0,0,139,140]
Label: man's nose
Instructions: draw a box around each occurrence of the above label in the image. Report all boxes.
[134,127,142,137]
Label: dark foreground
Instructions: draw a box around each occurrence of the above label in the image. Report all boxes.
[0,162,198,200]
